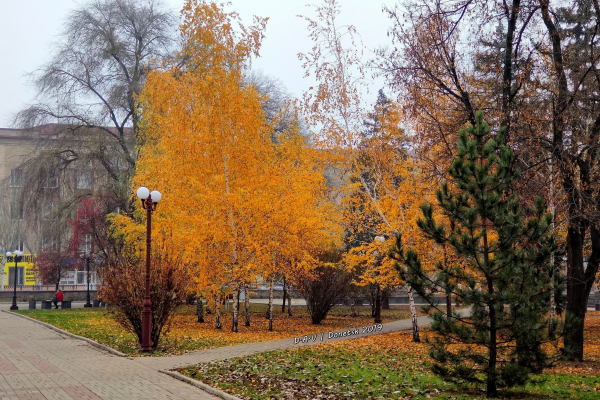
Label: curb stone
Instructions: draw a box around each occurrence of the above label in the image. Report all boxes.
[3,310,128,357]
[160,370,241,400]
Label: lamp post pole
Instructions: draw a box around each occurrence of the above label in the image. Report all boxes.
[84,256,92,308]
[8,250,23,310]
[137,186,161,352]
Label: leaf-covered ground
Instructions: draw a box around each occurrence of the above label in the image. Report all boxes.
[178,311,600,399]
[15,304,418,356]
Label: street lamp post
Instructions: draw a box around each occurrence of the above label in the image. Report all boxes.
[136,186,162,352]
[84,256,92,308]
[7,250,24,310]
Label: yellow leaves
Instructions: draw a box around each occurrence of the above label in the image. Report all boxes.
[120,0,343,301]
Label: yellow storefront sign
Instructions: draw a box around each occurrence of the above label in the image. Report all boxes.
[1,254,38,286]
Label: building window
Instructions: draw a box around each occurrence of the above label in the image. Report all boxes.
[42,237,57,252]
[77,171,92,189]
[110,156,124,169]
[42,203,56,220]
[10,169,24,187]
[44,171,58,188]
[79,234,92,254]
[10,202,23,219]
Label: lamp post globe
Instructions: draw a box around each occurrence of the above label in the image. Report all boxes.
[149,190,161,203]
[136,186,150,200]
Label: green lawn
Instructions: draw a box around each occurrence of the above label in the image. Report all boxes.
[178,329,600,399]
[15,309,141,354]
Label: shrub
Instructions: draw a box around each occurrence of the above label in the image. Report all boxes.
[102,249,190,349]
[299,262,354,324]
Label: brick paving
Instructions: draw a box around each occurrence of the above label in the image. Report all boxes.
[0,312,217,400]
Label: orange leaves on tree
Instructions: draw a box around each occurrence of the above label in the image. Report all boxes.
[116,0,340,331]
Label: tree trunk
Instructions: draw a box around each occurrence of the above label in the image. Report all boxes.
[382,288,390,310]
[196,298,204,323]
[268,278,274,331]
[232,286,239,332]
[446,289,452,317]
[287,284,293,316]
[483,227,497,398]
[539,0,600,363]
[487,288,498,397]
[215,294,222,330]
[407,285,420,342]
[370,284,377,317]
[244,282,251,327]
[0,260,5,291]
[565,227,587,361]
[549,160,556,330]
[282,276,287,313]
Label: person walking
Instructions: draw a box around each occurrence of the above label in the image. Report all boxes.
[52,289,64,309]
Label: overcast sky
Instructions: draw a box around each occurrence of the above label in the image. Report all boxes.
[0,0,396,127]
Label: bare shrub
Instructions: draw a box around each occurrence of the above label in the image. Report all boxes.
[299,261,354,325]
[102,248,190,349]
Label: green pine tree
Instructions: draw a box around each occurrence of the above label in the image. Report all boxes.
[389,112,565,398]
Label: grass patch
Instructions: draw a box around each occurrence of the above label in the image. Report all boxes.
[14,308,140,354]
[178,312,600,399]
[14,303,419,356]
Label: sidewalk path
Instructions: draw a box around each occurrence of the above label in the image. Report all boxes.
[134,312,460,370]
[0,312,217,400]
[1,307,469,399]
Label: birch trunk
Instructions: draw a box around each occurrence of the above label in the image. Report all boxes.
[0,259,5,291]
[244,282,251,326]
[282,276,287,313]
[215,294,222,329]
[407,285,420,342]
[268,278,274,331]
[196,298,204,323]
[287,284,293,316]
[232,285,239,332]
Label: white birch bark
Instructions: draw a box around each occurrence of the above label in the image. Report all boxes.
[268,278,274,331]
[407,284,420,342]
[244,282,251,326]
[215,294,222,329]
[232,286,239,332]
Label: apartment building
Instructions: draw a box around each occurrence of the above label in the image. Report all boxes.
[0,124,133,288]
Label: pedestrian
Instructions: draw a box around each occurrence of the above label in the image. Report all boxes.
[52,289,64,309]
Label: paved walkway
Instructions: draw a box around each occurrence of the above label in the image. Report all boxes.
[133,313,447,371]
[0,308,470,399]
[0,312,217,400]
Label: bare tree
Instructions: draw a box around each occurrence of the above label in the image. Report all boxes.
[377,0,600,361]
[13,0,177,215]
[246,70,307,140]
[0,185,26,289]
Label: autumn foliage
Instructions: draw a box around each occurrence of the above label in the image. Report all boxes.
[111,0,341,337]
